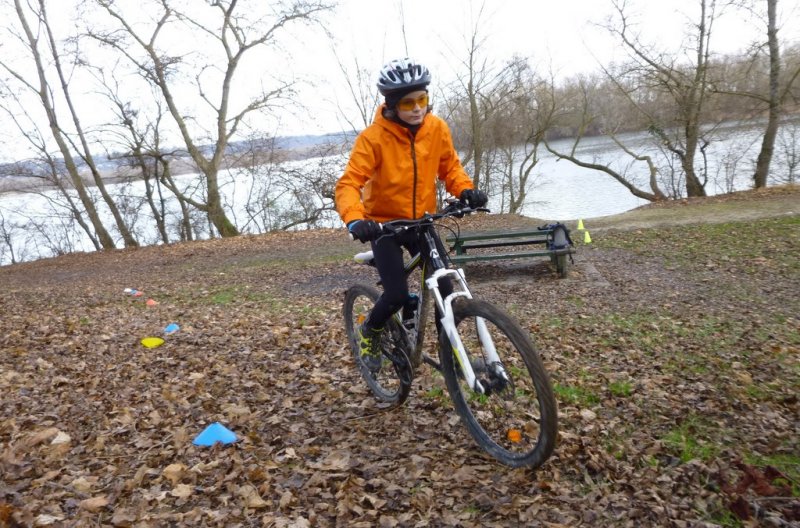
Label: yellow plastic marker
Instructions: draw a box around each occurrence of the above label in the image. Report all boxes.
[584,231,592,244]
[577,219,585,230]
[141,337,165,349]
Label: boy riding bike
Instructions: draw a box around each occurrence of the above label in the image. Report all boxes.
[335,57,488,371]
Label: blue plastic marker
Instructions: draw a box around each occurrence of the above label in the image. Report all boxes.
[192,422,237,446]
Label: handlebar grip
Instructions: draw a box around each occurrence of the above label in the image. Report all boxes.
[348,222,384,242]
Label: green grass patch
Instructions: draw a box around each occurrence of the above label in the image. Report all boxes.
[707,508,745,528]
[598,216,800,273]
[220,248,355,272]
[211,289,237,305]
[662,416,719,463]
[565,295,586,308]
[608,380,633,397]
[540,316,568,330]
[553,383,600,406]
[179,285,284,310]
[423,386,446,402]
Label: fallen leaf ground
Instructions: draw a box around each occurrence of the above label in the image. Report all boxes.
[1,187,798,527]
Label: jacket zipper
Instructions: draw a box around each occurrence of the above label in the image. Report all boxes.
[409,130,418,219]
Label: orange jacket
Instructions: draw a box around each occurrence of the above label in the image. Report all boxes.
[335,106,474,225]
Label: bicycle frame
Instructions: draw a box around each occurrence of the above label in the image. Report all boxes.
[364,213,506,394]
[347,203,557,468]
[418,226,505,394]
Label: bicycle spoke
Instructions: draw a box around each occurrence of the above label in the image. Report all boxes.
[440,299,557,468]
[343,284,412,405]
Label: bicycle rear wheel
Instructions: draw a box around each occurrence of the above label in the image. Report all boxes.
[439,299,557,468]
[343,284,412,405]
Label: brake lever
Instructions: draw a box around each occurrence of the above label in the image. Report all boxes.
[442,200,467,215]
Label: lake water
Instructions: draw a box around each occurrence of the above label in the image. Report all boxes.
[520,120,777,220]
[0,120,792,266]
[521,149,648,220]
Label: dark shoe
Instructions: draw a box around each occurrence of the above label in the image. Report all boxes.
[357,324,383,371]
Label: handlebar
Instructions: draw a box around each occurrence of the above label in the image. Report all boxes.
[348,200,489,241]
[382,204,488,232]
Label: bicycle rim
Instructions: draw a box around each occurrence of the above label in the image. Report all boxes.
[343,284,412,405]
[439,299,558,468]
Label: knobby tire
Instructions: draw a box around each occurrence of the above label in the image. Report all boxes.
[343,284,412,406]
[439,299,557,468]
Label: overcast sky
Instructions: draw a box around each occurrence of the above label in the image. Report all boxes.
[277,0,800,134]
[1,0,799,160]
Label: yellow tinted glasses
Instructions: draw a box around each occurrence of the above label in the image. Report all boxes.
[396,93,429,112]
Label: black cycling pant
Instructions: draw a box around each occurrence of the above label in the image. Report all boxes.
[365,229,453,331]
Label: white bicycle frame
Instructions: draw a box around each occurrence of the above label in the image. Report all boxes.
[426,267,506,394]
[354,249,507,394]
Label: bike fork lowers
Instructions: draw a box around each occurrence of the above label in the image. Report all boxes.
[426,268,507,394]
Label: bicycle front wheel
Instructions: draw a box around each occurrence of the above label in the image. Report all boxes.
[439,299,557,468]
[343,284,412,406]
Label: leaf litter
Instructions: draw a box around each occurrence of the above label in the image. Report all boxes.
[0,188,798,527]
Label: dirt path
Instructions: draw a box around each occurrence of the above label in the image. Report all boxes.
[582,184,799,231]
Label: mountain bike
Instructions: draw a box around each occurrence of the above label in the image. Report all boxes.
[342,200,557,468]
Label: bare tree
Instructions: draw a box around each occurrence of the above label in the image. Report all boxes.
[0,210,22,265]
[271,147,340,230]
[776,119,799,183]
[600,0,726,197]
[230,137,341,233]
[742,0,800,187]
[331,51,381,132]
[88,0,333,237]
[484,59,550,213]
[90,66,185,245]
[0,90,105,250]
[443,24,555,213]
[0,0,130,249]
[441,1,500,191]
[542,74,669,202]
[0,153,101,262]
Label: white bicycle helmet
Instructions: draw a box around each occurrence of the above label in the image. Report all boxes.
[376,58,431,96]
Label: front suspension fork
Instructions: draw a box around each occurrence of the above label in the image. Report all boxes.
[426,267,506,394]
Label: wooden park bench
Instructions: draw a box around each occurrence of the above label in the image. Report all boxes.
[446,223,575,278]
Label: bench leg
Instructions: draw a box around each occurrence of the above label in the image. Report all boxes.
[555,253,569,278]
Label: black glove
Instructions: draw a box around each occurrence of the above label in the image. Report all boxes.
[460,189,488,208]
[347,219,382,243]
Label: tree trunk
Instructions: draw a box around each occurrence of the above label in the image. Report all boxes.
[39,1,137,248]
[683,133,707,197]
[468,78,483,190]
[206,178,238,237]
[51,130,117,249]
[753,0,780,188]
[11,0,116,250]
